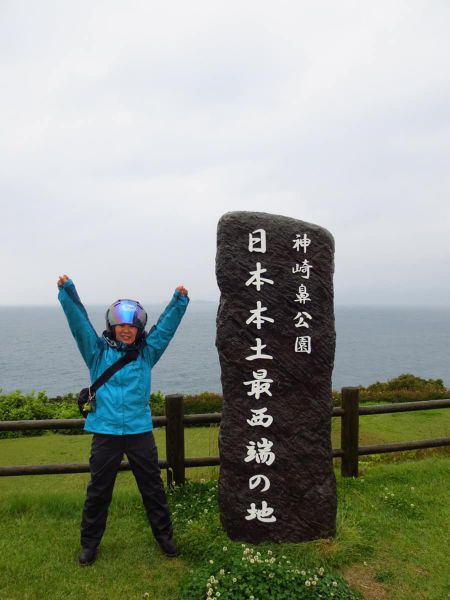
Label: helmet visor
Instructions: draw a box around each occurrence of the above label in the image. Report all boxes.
[107,299,147,330]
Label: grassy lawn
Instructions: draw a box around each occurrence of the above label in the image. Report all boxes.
[1,406,448,475]
[0,413,449,599]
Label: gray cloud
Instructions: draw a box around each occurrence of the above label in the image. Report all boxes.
[1,0,450,306]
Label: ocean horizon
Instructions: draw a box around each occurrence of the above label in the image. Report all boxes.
[1,302,449,397]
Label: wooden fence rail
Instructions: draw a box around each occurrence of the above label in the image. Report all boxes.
[1,390,449,482]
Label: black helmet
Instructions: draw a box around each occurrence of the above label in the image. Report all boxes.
[105,299,148,339]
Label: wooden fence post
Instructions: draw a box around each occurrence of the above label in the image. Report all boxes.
[341,387,359,477]
[165,394,185,485]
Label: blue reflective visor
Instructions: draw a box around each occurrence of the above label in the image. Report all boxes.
[106,299,147,330]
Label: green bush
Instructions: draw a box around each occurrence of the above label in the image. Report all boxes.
[367,373,445,392]
[0,391,54,438]
[51,397,85,435]
[149,390,165,416]
[333,373,449,406]
[0,391,85,437]
[1,372,447,437]
[184,391,223,415]
[149,390,223,420]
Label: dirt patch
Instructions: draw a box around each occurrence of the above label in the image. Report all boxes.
[343,564,390,600]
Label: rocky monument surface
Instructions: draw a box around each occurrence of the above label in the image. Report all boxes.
[216,211,336,543]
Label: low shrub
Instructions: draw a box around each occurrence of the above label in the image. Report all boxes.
[333,373,449,406]
[149,390,166,416]
[1,372,447,436]
[150,391,223,426]
[184,392,223,415]
[367,373,446,392]
[0,391,54,438]
[50,395,85,434]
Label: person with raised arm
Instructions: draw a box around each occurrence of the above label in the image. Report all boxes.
[57,274,189,566]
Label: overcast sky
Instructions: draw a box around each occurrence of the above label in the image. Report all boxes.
[1,1,449,307]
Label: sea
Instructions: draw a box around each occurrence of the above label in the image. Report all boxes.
[0,303,449,397]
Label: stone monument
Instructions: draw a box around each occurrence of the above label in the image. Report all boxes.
[216,211,336,543]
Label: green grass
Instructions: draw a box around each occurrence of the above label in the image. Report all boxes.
[356,408,450,444]
[1,456,449,599]
[0,426,221,497]
[0,415,449,599]
[1,407,448,471]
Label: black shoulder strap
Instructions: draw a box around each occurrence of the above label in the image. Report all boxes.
[90,349,139,393]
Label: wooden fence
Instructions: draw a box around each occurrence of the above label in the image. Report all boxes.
[1,389,449,482]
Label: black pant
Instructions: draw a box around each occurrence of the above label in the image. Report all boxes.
[81,431,172,549]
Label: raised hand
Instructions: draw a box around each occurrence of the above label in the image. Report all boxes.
[176,285,188,296]
[57,274,70,288]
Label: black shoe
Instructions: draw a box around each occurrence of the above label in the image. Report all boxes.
[79,546,97,566]
[158,537,179,558]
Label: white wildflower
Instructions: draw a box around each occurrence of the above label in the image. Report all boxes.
[305,580,311,587]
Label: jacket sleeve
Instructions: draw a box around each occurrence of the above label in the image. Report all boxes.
[146,289,189,367]
[58,279,100,369]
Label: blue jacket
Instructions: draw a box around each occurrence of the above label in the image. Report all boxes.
[58,279,189,435]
